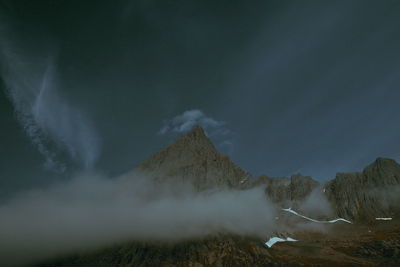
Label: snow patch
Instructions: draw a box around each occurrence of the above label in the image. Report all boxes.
[282,207,352,224]
[265,237,298,248]
[375,217,392,221]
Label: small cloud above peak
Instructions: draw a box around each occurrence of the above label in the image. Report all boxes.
[159,109,226,135]
[159,109,234,155]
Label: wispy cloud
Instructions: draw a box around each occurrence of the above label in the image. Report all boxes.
[159,109,225,134]
[0,24,101,171]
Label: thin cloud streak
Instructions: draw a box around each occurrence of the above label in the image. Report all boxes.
[0,24,101,171]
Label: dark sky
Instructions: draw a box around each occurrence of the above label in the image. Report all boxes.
[1,0,400,195]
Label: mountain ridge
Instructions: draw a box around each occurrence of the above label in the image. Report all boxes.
[136,125,251,191]
[326,157,400,221]
[137,125,400,221]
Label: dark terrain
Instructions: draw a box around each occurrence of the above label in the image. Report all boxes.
[36,219,400,267]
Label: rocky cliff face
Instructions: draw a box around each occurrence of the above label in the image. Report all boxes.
[136,125,250,191]
[326,158,400,221]
[252,174,320,209]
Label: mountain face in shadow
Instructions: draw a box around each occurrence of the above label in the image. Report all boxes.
[136,125,320,204]
[326,157,400,221]
[253,174,320,210]
[138,125,400,222]
[35,126,400,267]
[137,125,250,191]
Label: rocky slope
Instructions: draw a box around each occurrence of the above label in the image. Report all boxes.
[37,236,275,267]
[136,125,250,191]
[137,125,320,204]
[252,174,320,208]
[326,157,400,221]
[36,220,400,267]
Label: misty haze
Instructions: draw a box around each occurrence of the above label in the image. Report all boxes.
[0,1,400,266]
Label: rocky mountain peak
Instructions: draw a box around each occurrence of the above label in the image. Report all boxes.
[185,124,208,140]
[136,125,249,191]
[363,157,400,178]
[171,124,217,153]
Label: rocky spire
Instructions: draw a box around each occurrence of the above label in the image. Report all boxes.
[363,157,400,185]
[136,125,249,191]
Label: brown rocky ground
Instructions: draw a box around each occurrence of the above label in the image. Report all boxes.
[35,217,400,267]
[269,217,400,266]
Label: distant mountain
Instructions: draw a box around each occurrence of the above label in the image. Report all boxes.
[252,174,320,209]
[136,125,250,191]
[326,157,400,221]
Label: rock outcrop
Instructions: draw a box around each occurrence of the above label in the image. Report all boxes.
[252,174,320,208]
[326,158,400,221]
[136,125,250,191]
[38,236,275,267]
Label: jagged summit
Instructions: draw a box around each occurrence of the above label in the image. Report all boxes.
[373,157,398,164]
[326,157,400,221]
[363,157,400,180]
[137,125,249,191]
[185,124,209,140]
[138,125,218,170]
[170,124,217,153]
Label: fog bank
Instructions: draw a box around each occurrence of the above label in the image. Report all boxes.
[0,172,277,266]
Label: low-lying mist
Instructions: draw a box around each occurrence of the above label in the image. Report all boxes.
[298,186,334,218]
[0,171,277,266]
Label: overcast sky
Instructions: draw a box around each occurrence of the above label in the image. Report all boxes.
[1,0,400,195]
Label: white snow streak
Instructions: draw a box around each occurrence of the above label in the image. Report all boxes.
[282,207,352,224]
[375,217,392,221]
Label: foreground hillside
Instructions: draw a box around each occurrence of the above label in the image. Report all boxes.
[36,218,400,267]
